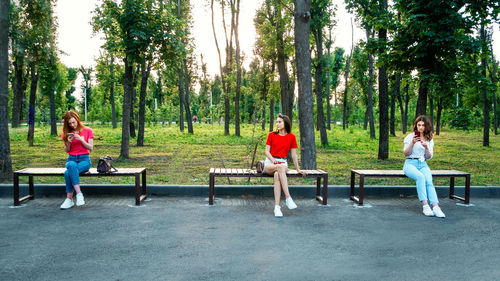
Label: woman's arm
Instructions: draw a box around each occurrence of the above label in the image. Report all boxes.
[74,134,94,152]
[403,135,417,157]
[265,145,276,163]
[291,148,306,176]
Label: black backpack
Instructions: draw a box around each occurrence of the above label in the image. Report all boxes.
[97,155,117,173]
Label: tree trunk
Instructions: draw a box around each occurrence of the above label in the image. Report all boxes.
[262,62,267,130]
[183,59,193,134]
[137,60,151,146]
[27,65,38,147]
[404,83,409,134]
[0,0,13,181]
[480,23,489,147]
[436,97,442,135]
[396,82,407,134]
[50,89,57,136]
[269,98,274,132]
[390,73,401,136]
[120,57,133,159]
[326,30,332,130]
[129,65,139,138]
[178,66,185,132]
[234,0,241,137]
[343,56,351,130]
[294,0,316,169]
[416,76,428,118]
[313,28,327,146]
[490,51,498,135]
[110,54,117,129]
[210,0,228,134]
[366,28,375,139]
[428,92,434,130]
[12,53,25,128]
[377,0,389,160]
[275,2,293,119]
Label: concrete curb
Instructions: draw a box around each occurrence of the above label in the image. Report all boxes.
[1,184,499,199]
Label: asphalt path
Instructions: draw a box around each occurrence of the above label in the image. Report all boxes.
[0,196,498,281]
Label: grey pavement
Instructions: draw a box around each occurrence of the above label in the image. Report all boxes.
[0,195,499,281]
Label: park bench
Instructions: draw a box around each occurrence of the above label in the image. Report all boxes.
[13,167,147,206]
[350,169,470,206]
[208,168,328,205]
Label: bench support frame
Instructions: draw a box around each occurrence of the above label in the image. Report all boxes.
[209,169,328,206]
[13,168,147,206]
[350,170,471,206]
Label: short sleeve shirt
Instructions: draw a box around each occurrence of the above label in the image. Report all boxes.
[266,132,298,158]
[404,132,434,162]
[62,127,94,155]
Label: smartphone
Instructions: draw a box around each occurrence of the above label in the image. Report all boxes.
[414,131,420,137]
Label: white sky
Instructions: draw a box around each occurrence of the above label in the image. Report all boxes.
[55,0,500,98]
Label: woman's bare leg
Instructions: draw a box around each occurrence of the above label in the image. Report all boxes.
[276,165,291,198]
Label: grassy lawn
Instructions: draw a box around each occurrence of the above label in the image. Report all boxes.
[8,122,500,186]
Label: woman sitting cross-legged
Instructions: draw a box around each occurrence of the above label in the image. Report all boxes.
[264,114,307,217]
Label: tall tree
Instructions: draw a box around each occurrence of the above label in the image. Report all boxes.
[377,0,389,159]
[9,2,28,128]
[311,0,334,146]
[0,0,13,181]
[22,0,57,146]
[294,0,316,169]
[345,0,378,139]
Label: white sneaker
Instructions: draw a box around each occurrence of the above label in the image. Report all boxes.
[286,197,297,210]
[76,193,85,206]
[274,206,283,217]
[433,206,446,218]
[422,205,434,216]
[60,198,74,210]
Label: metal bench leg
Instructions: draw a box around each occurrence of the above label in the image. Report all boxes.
[449,177,455,199]
[142,170,147,196]
[358,175,364,206]
[316,177,321,198]
[14,174,19,206]
[322,174,328,205]
[135,174,140,206]
[209,173,215,205]
[350,171,355,200]
[29,176,34,200]
[465,174,470,205]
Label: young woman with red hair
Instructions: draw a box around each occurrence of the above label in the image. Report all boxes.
[60,110,94,210]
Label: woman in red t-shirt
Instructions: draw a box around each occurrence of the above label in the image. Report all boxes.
[264,114,307,217]
[60,110,94,210]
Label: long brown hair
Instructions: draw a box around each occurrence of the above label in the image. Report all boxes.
[413,115,433,141]
[274,113,292,134]
[62,110,85,145]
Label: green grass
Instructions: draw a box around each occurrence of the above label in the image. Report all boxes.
[8,123,500,186]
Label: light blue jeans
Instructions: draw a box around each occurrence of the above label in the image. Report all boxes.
[403,159,439,205]
[64,154,91,193]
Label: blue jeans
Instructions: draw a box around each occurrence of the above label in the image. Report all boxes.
[65,154,91,193]
[403,159,439,205]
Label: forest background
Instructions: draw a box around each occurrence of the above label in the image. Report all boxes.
[0,0,499,186]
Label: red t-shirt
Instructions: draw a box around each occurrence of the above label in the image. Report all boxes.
[61,127,94,155]
[266,132,298,158]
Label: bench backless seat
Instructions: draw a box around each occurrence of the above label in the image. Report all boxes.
[208,168,328,205]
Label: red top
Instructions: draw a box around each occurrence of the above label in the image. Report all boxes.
[61,127,94,156]
[266,132,298,158]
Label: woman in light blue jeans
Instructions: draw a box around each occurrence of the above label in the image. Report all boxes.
[403,115,445,218]
[60,110,94,210]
